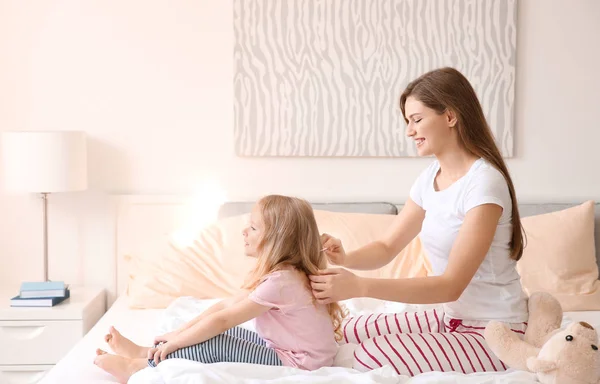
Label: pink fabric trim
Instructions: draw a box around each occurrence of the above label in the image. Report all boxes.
[395,314,402,333]
[414,312,424,333]
[433,309,442,333]
[343,317,351,343]
[365,314,373,339]
[353,315,362,343]
[385,315,391,334]
[424,311,432,332]
[374,313,383,336]
[405,312,412,332]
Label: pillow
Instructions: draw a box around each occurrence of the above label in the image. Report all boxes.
[126,210,431,308]
[126,213,253,308]
[517,200,600,311]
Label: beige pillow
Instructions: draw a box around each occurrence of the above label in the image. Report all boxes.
[517,200,600,311]
[126,214,253,308]
[126,210,431,308]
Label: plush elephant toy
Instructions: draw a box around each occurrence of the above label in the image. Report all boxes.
[484,292,600,384]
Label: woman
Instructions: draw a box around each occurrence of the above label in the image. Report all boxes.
[309,67,528,376]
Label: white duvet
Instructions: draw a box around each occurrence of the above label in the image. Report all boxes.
[127,297,540,384]
[129,360,538,384]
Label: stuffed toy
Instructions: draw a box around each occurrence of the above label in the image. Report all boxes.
[484,292,600,384]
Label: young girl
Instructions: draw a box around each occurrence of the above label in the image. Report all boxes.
[309,67,529,376]
[95,195,346,383]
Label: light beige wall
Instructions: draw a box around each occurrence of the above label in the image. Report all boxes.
[0,0,599,290]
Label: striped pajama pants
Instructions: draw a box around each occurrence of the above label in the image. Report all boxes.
[148,327,283,367]
[346,309,527,376]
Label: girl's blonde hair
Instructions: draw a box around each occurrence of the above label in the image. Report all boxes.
[243,195,347,341]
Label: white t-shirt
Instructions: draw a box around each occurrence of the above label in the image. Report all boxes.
[410,158,528,323]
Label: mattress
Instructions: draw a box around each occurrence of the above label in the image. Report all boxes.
[38,296,163,384]
[37,295,600,384]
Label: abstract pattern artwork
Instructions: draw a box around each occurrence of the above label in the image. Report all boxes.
[233,0,517,157]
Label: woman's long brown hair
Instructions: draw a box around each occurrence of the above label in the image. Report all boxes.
[399,67,525,261]
[243,195,347,341]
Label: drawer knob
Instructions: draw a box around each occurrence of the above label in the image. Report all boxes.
[0,325,46,340]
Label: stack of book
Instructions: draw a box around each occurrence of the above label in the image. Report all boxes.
[10,281,70,307]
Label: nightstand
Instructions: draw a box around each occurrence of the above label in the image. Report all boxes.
[0,286,105,384]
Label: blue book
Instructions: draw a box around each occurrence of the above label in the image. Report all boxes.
[19,281,67,299]
[10,288,70,307]
[20,281,65,291]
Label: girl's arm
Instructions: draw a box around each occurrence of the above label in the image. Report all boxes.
[311,204,502,304]
[174,291,249,334]
[171,297,270,349]
[343,199,425,270]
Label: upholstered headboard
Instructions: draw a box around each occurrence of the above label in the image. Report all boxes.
[218,202,399,217]
[113,197,599,305]
[218,202,600,272]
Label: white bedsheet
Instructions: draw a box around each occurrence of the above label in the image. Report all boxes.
[128,297,538,384]
[38,295,600,384]
[38,296,163,384]
[130,360,539,384]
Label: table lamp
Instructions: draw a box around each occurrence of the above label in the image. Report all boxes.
[0,131,88,284]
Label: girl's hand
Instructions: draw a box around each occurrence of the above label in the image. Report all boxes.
[153,331,178,345]
[148,341,180,365]
[309,268,365,304]
[321,234,347,266]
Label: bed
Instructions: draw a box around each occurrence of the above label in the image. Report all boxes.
[37,196,600,384]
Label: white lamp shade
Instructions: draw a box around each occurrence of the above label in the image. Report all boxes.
[1,131,88,193]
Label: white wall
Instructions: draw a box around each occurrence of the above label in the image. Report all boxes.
[0,0,599,293]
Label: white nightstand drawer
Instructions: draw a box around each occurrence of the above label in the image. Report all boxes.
[0,320,80,365]
[0,365,52,384]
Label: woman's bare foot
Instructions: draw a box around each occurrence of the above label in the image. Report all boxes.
[94,350,147,384]
[104,326,149,358]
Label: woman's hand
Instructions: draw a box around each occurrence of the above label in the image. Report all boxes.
[153,331,178,345]
[148,341,180,365]
[321,234,347,266]
[309,268,365,304]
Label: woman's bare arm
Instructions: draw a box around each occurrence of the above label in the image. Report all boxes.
[311,204,502,304]
[343,198,425,270]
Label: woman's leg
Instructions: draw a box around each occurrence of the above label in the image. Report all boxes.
[352,319,527,376]
[341,309,444,344]
[147,332,282,367]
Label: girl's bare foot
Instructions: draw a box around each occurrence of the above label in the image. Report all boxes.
[104,326,149,358]
[94,350,147,384]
